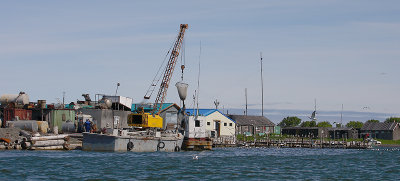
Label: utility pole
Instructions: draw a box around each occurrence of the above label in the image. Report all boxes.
[62,91,65,105]
[260,52,264,117]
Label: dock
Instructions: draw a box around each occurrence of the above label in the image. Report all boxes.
[235,138,373,149]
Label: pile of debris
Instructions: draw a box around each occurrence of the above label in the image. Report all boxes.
[0,127,23,149]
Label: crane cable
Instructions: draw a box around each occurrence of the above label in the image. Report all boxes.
[180,37,186,81]
[143,33,180,102]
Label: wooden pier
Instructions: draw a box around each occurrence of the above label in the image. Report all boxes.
[235,138,373,149]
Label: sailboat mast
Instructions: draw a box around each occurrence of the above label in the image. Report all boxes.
[340,104,343,126]
[314,99,317,112]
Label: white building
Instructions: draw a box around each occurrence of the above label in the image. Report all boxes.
[186,109,236,144]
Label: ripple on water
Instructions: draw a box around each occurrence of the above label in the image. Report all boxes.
[0,147,400,180]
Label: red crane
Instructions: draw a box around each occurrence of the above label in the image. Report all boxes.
[146,24,188,115]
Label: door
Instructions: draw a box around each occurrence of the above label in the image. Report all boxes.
[215,121,221,137]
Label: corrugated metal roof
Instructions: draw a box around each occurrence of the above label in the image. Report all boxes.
[361,122,398,131]
[327,127,354,131]
[228,114,275,127]
[185,109,236,123]
[186,109,215,116]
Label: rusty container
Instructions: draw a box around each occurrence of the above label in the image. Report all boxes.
[38,100,46,109]
[4,108,33,121]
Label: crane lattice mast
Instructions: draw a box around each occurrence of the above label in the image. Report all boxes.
[151,24,188,115]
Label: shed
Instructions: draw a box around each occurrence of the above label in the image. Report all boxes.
[281,127,329,138]
[49,109,76,133]
[327,127,359,139]
[158,103,184,130]
[228,115,275,136]
[360,122,400,140]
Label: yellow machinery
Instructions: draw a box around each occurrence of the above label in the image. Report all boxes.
[128,24,188,128]
[128,112,163,128]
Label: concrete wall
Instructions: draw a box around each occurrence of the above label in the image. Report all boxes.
[204,111,235,137]
[79,109,131,129]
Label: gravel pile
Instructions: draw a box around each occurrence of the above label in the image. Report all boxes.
[0,128,23,143]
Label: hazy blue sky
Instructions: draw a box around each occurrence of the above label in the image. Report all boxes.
[1,1,399,116]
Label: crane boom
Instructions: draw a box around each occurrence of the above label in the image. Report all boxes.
[128,24,188,129]
[152,24,188,114]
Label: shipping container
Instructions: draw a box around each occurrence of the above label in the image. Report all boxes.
[4,108,32,121]
[49,109,76,133]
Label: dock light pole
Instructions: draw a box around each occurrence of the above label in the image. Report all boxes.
[115,83,120,96]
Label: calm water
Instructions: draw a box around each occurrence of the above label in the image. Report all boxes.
[0,147,399,180]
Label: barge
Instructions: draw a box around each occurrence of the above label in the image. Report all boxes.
[83,129,183,152]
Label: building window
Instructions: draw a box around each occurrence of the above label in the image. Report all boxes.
[195,120,200,127]
[207,122,210,125]
[224,123,227,126]
[229,123,232,126]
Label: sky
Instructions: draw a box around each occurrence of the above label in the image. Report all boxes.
[1,1,399,122]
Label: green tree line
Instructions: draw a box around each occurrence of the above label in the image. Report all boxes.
[277,117,400,128]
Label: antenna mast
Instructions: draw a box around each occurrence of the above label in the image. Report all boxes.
[196,41,201,116]
[245,88,248,116]
[260,52,264,117]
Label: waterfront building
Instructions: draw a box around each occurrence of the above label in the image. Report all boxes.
[157,103,184,130]
[186,109,236,144]
[228,115,275,136]
[360,122,400,140]
[327,127,359,139]
[281,127,329,138]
